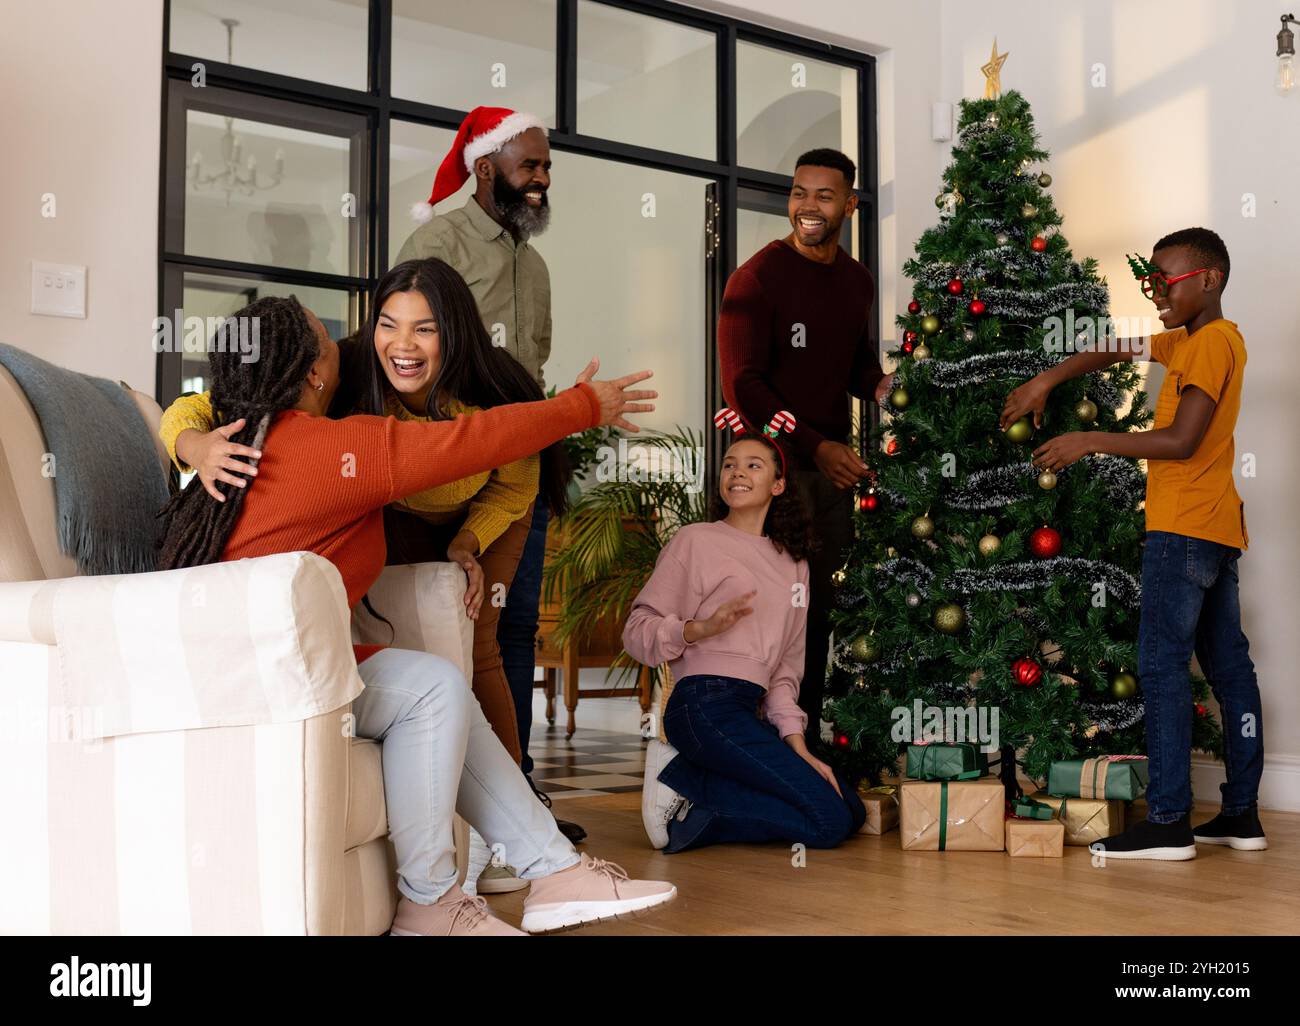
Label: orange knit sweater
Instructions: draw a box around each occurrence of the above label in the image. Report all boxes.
[219,384,601,660]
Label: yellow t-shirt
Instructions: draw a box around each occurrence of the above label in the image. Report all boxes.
[1145,319,1248,549]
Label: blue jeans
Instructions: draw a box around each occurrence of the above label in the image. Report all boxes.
[498,501,549,776]
[1139,531,1263,823]
[658,675,865,852]
[352,648,577,903]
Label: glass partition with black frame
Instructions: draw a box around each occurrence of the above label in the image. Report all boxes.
[159,0,877,468]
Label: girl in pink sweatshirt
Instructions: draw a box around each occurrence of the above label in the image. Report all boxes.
[623,431,866,853]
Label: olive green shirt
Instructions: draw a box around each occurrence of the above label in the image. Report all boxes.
[395,196,552,389]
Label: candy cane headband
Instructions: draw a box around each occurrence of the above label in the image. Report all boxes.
[713,407,796,476]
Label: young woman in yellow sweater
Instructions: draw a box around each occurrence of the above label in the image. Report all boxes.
[161,259,566,771]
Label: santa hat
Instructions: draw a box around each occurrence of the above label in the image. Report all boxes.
[410,106,547,223]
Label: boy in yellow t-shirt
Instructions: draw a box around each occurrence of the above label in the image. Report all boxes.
[1002,227,1264,860]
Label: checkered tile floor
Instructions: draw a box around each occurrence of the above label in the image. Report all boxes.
[529,726,648,800]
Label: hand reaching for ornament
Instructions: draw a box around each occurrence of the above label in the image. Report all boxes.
[683,590,757,644]
[1032,432,1094,473]
[815,440,871,490]
[1000,374,1053,430]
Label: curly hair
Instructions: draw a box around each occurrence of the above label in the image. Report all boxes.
[707,435,817,562]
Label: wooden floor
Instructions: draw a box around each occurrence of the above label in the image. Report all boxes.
[485,792,1300,935]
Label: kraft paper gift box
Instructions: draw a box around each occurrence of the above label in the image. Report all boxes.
[898,778,1005,851]
[857,785,900,835]
[1046,756,1148,800]
[1006,816,1065,857]
[904,742,990,781]
[1031,791,1124,846]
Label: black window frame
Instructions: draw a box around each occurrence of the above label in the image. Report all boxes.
[158,0,879,458]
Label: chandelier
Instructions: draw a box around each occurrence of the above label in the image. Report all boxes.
[186,18,285,204]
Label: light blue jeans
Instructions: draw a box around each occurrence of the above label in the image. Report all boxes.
[353,647,579,904]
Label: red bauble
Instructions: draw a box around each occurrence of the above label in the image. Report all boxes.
[1011,657,1043,687]
[1031,236,1047,252]
[907,300,922,314]
[969,298,987,316]
[1195,703,1208,717]
[902,340,914,354]
[1029,526,1062,558]
[946,277,964,295]
[860,491,879,512]
[904,329,919,344]
[835,733,851,748]
[885,438,900,455]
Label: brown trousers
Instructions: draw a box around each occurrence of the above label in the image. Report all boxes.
[382,502,533,765]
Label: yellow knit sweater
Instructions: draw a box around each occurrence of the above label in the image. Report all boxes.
[159,390,540,552]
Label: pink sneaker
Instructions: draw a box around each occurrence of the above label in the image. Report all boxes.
[389,887,526,936]
[520,854,677,933]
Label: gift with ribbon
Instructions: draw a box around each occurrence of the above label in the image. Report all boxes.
[1005,816,1065,857]
[1008,795,1055,821]
[1029,791,1124,846]
[905,741,990,781]
[857,784,900,835]
[1047,755,1148,800]
[898,777,1005,851]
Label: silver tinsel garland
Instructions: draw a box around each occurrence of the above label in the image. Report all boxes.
[947,556,1141,610]
[916,348,1123,410]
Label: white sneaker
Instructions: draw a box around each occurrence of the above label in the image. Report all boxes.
[641,739,685,849]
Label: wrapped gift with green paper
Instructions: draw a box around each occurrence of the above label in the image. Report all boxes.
[905,742,989,781]
[1047,755,1148,800]
[1009,795,1055,820]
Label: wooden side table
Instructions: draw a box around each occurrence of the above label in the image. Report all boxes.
[534,518,653,738]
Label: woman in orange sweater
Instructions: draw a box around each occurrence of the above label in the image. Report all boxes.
[158,294,675,935]
[164,260,557,770]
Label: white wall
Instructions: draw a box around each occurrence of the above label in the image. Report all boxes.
[0,0,162,392]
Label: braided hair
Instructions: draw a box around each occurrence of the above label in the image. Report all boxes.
[157,295,321,570]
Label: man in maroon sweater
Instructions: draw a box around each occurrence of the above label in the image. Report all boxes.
[719,147,892,744]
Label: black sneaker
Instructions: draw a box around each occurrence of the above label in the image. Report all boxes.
[1089,815,1197,861]
[1193,807,1268,851]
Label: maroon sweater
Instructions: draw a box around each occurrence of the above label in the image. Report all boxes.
[719,240,881,469]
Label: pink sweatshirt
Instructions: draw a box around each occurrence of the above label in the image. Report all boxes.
[622,520,809,738]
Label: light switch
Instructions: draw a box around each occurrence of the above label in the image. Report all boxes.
[31,261,87,318]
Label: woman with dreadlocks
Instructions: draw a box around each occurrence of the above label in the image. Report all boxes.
[161,260,562,769]
[157,295,676,935]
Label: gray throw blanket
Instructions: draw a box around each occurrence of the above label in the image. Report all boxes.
[0,343,169,575]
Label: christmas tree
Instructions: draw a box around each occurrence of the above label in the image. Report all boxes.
[823,87,1224,788]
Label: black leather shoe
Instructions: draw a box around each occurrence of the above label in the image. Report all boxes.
[527,774,587,845]
[556,818,588,845]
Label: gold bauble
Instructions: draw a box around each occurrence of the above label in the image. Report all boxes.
[905,592,922,609]
[977,533,1001,556]
[912,343,931,361]
[1021,202,1038,218]
[1110,671,1138,699]
[1075,398,1098,424]
[920,315,941,335]
[850,635,880,663]
[1004,417,1033,443]
[933,603,966,634]
[831,568,847,587]
[995,232,1010,246]
[935,194,947,208]
[910,514,935,540]
[854,675,868,691]
[1037,172,1053,187]
[1038,469,1058,490]
[890,387,910,410]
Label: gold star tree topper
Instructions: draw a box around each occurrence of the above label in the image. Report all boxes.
[982,39,1009,99]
